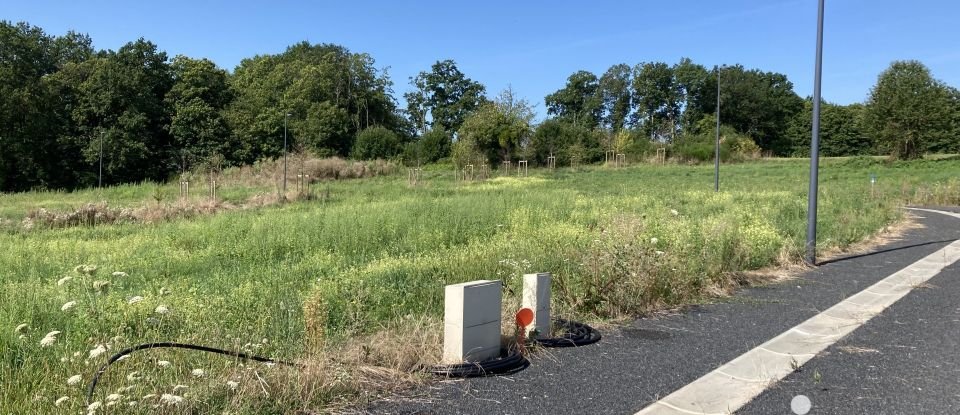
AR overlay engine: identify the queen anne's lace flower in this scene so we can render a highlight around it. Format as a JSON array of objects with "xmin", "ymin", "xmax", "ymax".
[
  {"xmin": 40, "ymin": 331, "xmax": 60, "ymax": 347},
  {"xmin": 159, "ymin": 394, "xmax": 183, "ymax": 405},
  {"xmin": 67, "ymin": 374, "xmax": 82, "ymax": 385},
  {"xmin": 88, "ymin": 344, "xmax": 107, "ymax": 359}
]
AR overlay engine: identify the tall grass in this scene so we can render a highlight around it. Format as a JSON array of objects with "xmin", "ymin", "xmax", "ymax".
[{"xmin": 1, "ymin": 157, "xmax": 958, "ymax": 413}]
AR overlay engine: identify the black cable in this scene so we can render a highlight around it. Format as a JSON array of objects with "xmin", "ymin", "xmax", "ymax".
[
  {"xmin": 427, "ymin": 347, "xmax": 529, "ymax": 378},
  {"xmin": 85, "ymin": 342, "xmax": 301, "ymax": 405},
  {"xmin": 531, "ymin": 319, "xmax": 601, "ymax": 348}
]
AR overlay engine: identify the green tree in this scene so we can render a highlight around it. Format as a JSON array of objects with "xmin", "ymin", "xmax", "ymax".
[
  {"xmin": 0, "ymin": 21, "xmax": 94, "ymax": 191},
  {"xmin": 698, "ymin": 65, "xmax": 803, "ymax": 155},
  {"xmin": 65, "ymin": 39, "xmax": 174, "ymax": 184},
  {"xmin": 404, "ymin": 60, "xmax": 487, "ymax": 134},
  {"xmin": 545, "ymin": 70, "xmax": 602, "ymax": 129},
  {"xmin": 420, "ymin": 127, "xmax": 451, "ymax": 163},
  {"xmin": 598, "ymin": 64, "xmax": 632, "ymax": 131},
  {"xmin": 672, "ymin": 58, "xmax": 710, "ymax": 132},
  {"xmin": 166, "ymin": 55, "xmax": 233, "ymax": 170},
  {"xmin": 788, "ymin": 99, "xmax": 873, "ymax": 156},
  {"xmin": 457, "ymin": 87, "xmax": 534, "ymax": 163},
  {"xmin": 227, "ymin": 42, "xmax": 403, "ymax": 162},
  {"xmin": 351, "ymin": 126, "xmax": 401, "ymax": 160},
  {"xmin": 631, "ymin": 62, "xmax": 680, "ymax": 141},
  {"xmin": 864, "ymin": 60, "xmax": 953, "ymax": 159},
  {"xmin": 530, "ymin": 119, "xmax": 580, "ymax": 164}
]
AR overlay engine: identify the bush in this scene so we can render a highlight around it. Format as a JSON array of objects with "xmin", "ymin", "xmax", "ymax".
[
  {"xmin": 401, "ymin": 128, "xmax": 451, "ymax": 166},
  {"xmin": 673, "ymin": 136, "xmax": 728, "ymax": 163},
  {"xmin": 450, "ymin": 137, "xmax": 486, "ymax": 168},
  {"xmin": 351, "ymin": 126, "xmax": 401, "ymax": 160}
]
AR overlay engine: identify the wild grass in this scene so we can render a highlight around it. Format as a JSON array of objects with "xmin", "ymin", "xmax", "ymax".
[{"xmin": 1, "ymin": 157, "xmax": 958, "ymax": 413}]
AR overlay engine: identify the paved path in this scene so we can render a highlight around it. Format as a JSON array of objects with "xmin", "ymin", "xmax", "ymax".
[{"xmin": 372, "ymin": 207, "xmax": 960, "ymax": 414}]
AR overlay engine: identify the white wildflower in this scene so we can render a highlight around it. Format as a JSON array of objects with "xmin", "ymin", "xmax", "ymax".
[
  {"xmin": 61, "ymin": 300, "xmax": 77, "ymax": 312},
  {"xmin": 655, "ymin": 250, "xmax": 665, "ymax": 256},
  {"xmin": 55, "ymin": 396, "xmax": 69, "ymax": 406},
  {"xmin": 159, "ymin": 394, "xmax": 183, "ymax": 405},
  {"xmin": 111, "ymin": 271, "xmax": 128, "ymax": 278},
  {"xmin": 159, "ymin": 287, "xmax": 170, "ymax": 296},
  {"xmin": 128, "ymin": 401, "xmax": 138, "ymax": 407},
  {"xmin": 106, "ymin": 393, "xmax": 122, "ymax": 402},
  {"xmin": 60, "ymin": 357, "xmax": 68, "ymax": 362},
  {"xmin": 226, "ymin": 380, "xmax": 239, "ymax": 390},
  {"xmin": 92, "ymin": 280, "xmax": 110, "ymax": 291},
  {"xmin": 191, "ymin": 368, "xmax": 205, "ymax": 377},
  {"xmin": 126, "ymin": 371, "xmax": 140, "ymax": 382},
  {"xmin": 67, "ymin": 374, "xmax": 82, "ymax": 385},
  {"xmin": 154, "ymin": 305, "xmax": 169, "ymax": 315},
  {"xmin": 88, "ymin": 344, "xmax": 107, "ymax": 359},
  {"xmin": 142, "ymin": 394, "xmax": 157, "ymax": 400},
  {"xmin": 670, "ymin": 209, "xmax": 679, "ymax": 216},
  {"xmin": 650, "ymin": 237, "xmax": 659, "ymax": 245},
  {"xmin": 87, "ymin": 401, "xmax": 101, "ymax": 411},
  {"xmin": 156, "ymin": 360, "xmax": 171, "ymax": 368},
  {"xmin": 57, "ymin": 276, "xmax": 72, "ymax": 286},
  {"xmin": 106, "ymin": 401, "xmax": 117, "ymax": 407},
  {"xmin": 40, "ymin": 331, "xmax": 60, "ymax": 347},
  {"xmin": 172, "ymin": 384, "xmax": 188, "ymax": 392},
  {"xmin": 14, "ymin": 323, "xmax": 28, "ymax": 333},
  {"xmin": 127, "ymin": 296, "xmax": 144, "ymax": 305}
]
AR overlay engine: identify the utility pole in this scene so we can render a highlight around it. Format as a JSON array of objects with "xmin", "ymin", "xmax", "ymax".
[
  {"xmin": 98, "ymin": 131, "xmax": 104, "ymax": 189},
  {"xmin": 806, "ymin": 0, "xmax": 825, "ymax": 265},
  {"xmin": 714, "ymin": 65, "xmax": 722, "ymax": 192}
]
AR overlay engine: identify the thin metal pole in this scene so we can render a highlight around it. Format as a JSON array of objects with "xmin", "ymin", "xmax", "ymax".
[
  {"xmin": 714, "ymin": 65, "xmax": 721, "ymax": 192},
  {"xmin": 283, "ymin": 114, "xmax": 289, "ymax": 193},
  {"xmin": 98, "ymin": 131, "xmax": 103, "ymax": 189},
  {"xmin": 806, "ymin": 0, "xmax": 825, "ymax": 265}
]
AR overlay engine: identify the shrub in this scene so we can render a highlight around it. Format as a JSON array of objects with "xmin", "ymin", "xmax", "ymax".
[
  {"xmin": 450, "ymin": 137, "xmax": 486, "ymax": 168},
  {"xmin": 351, "ymin": 126, "xmax": 401, "ymax": 160}
]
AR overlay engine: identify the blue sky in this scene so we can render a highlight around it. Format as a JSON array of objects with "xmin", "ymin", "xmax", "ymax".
[{"xmin": 5, "ymin": 0, "xmax": 959, "ymax": 118}]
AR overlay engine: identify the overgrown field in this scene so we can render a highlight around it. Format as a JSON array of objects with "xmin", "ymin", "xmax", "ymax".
[{"xmin": 2, "ymin": 157, "xmax": 958, "ymax": 413}]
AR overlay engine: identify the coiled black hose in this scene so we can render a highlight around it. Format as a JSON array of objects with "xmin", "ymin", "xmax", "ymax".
[
  {"xmin": 532, "ymin": 319, "xmax": 602, "ymax": 348},
  {"xmin": 426, "ymin": 318, "xmax": 600, "ymax": 378},
  {"xmin": 87, "ymin": 319, "xmax": 599, "ymax": 394},
  {"xmin": 427, "ymin": 347, "xmax": 529, "ymax": 378},
  {"xmin": 85, "ymin": 342, "xmax": 301, "ymax": 405}
]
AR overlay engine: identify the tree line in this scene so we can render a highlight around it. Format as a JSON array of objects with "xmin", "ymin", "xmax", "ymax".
[{"xmin": 2, "ymin": 20, "xmax": 958, "ymax": 192}]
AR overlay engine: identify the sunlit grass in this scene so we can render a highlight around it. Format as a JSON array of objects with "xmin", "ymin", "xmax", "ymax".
[{"xmin": 1, "ymin": 157, "xmax": 958, "ymax": 413}]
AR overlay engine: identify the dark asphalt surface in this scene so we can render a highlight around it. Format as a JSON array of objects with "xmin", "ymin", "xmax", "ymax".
[{"xmin": 370, "ymin": 207, "xmax": 960, "ymax": 415}]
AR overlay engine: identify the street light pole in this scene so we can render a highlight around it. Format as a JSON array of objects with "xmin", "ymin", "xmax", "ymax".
[
  {"xmin": 806, "ymin": 0, "xmax": 825, "ymax": 265},
  {"xmin": 714, "ymin": 65, "xmax": 722, "ymax": 192},
  {"xmin": 283, "ymin": 113, "xmax": 290, "ymax": 194},
  {"xmin": 98, "ymin": 131, "xmax": 104, "ymax": 189}
]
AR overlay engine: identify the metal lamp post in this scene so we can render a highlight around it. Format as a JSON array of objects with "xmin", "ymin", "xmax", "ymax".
[
  {"xmin": 98, "ymin": 131, "xmax": 104, "ymax": 189},
  {"xmin": 806, "ymin": 0, "xmax": 825, "ymax": 265},
  {"xmin": 283, "ymin": 113, "xmax": 290, "ymax": 193},
  {"xmin": 714, "ymin": 65, "xmax": 723, "ymax": 192}
]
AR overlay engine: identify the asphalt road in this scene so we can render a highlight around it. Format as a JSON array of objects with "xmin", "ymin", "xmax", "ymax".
[{"xmin": 370, "ymin": 207, "xmax": 960, "ymax": 415}]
